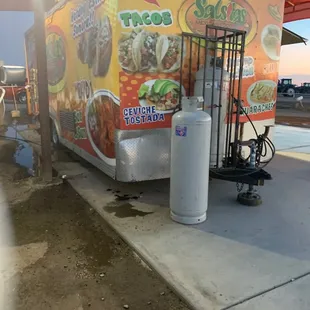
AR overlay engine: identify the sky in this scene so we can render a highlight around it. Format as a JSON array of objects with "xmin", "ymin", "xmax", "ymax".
[
  {"xmin": 0, "ymin": 12, "xmax": 34, "ymax": 66},
  {"xmin": 0, "ymin": 11, "xmax": 309, "ymax": 85},
  {"xmin": 280, "ymin": 19, "xmax": 310, "ymax": 84}
]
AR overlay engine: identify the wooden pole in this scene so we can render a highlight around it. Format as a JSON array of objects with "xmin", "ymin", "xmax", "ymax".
[{"xmin": 34, "ymin": 5, "xmax": 53, "ymax": 182}]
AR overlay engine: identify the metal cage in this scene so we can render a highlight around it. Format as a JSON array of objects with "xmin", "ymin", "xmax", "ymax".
[{"xmin": 179, "ymin": 25, "xmax": 273, "ymax": 186}]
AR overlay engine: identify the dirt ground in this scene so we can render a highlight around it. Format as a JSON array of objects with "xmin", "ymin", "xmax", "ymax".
[
  {"xmin": 275, "ymin": 109, "xmax": 310, "ymax": 128},
  {"xmin": 0, "ymin": 138, "xmax": 190, "ymax": 310},
  {"xmin": 275, "ymin": 115, "xmax": 310, "ymax": 128}
]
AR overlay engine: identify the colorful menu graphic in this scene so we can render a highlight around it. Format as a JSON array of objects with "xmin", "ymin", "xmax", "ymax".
[
  {"xmin": 178, "ymin": 0, "xmax": 258, "ymax": 46},
  {"xmin": 36, "ymin": 0, "xmax": 285, "ymax": 163},
  {"xmin": 117, "ymin": 0, "xmax": 284, "ymax": 128}
]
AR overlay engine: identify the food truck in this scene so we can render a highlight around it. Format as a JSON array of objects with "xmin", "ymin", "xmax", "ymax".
[{"xmin": 24, "ymin": 0, "xmax": 300, "ymax": 183}]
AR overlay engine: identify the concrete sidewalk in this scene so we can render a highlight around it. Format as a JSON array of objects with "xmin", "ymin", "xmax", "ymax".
[
  {"xmin": 274, "ymin": 125, "xmax": 310, "ymax": 153},
  {"xmin": 52, "ymin": 143, "xmax": 310, "ymax": 309},
  {"xmin": 19, "ymin": 125, "xmax": 310, "ymax": 310}
]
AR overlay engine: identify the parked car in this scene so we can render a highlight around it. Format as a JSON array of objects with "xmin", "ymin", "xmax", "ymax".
[
  {"xmin": 277, "ymin": 78, "xmax": 296, "ymax": 97},
  {"xmin": 0, "ymin": 83, "xmax": 28, "ymax": 104}
]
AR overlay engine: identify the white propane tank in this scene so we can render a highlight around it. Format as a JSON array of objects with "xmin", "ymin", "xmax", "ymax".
[
  {"xmin": 194, "ymin": 65, "xmax": 229, "ymax": 168},
  {"xmin": 170, "ymin": 97, "xmax": 212, "ymax": 225}
]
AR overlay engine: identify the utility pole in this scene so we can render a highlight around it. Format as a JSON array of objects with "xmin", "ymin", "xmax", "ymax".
[{"xmin": 34, "ymin": 4, "xmax": 53, "ymax": 182}]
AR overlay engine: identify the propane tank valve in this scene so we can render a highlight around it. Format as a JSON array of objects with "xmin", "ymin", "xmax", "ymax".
[{"xmin": 181, "ymin": 97, "xmax": 201, "ymax": 112}]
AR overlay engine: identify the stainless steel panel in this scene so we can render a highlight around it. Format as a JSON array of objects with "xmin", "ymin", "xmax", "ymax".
[{"xmin": 115, "ymin": 128, "xmax": 171, "ymax": 182}]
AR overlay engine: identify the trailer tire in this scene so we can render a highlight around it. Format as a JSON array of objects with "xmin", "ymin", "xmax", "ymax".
[
  {"xmin": 51, "ymin": 119, "xmax": 61, "ymax": 149},
  {"xmin": 17, "ymin": 91, "xmax": 27, "ymax": 104},
  {"xmin": 237, "ymin": 192, "xmax": 262, "ymax": 207}
]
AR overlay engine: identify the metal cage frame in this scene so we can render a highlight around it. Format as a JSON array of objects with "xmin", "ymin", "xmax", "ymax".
[{"xmin": 179, "ymin": 25, "xmax": 272, "ymax": 186}]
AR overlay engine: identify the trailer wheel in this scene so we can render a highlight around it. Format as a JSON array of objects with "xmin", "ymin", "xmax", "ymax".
[
  {"xmin": 17, "ymin": 92, "xmax": 27, "ymax": 104},
  {"xmin": 237, "ymin": 191, "xmax": 262, "ymax": 207},
  {"xmin": 51, "ymin": 119, "xmax": 60, "ymax": 149}
]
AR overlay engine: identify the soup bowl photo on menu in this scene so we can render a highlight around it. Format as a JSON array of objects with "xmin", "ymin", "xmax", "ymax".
[
  {"xmin": 86, "ymin": 90, "xmax": 120, "ymax": 166},
  {"xmin": 138, "ymin": 79, "xmax": 185, "ymax": 114},
  {"xmin": 261, "ymin": 24, "xmax": 282, "ymax": 61},
  {"xmin": 247, "ymin": 80, "xmax": 277, "ymax": 106}
]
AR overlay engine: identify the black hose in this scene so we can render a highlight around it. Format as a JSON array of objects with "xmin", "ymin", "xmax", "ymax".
[
  {"xmin": 210, "ymin": 101, "xmax": 276, "ymax": 178},
  {"xmin": 240, "ymin": 104, "xmax": 276, "ymax": 166}
]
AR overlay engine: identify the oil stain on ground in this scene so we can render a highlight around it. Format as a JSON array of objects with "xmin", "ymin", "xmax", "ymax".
[{"xmin": 105, "ymin": 202, "xmax": 154, "ymax": 218}]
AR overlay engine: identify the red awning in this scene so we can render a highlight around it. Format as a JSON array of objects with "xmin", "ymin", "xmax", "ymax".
[{"xmin": 284, "ymin": 0, "xmax": 310, "ymax": 22}]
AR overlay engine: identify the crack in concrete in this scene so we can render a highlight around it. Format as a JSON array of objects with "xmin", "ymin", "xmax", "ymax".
[
  {"xmin": 277, "ymin": 144, "xmax": 310, "ymax": 152},
  {"xmin": 222, "ymin": 270, "xmax": 310, "ymax": 310}
]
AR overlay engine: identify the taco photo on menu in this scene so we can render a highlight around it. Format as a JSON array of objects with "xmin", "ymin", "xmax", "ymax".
[
  {"xmin": 77, "ymin": 33, "xmax": 88, "ymax": 64},
  {"xmin": 132, "ymin": 30, "xmax": 160, "ymax": 72},
  {"xmin": 76, "ymin": 15, "xmax": 112, "ymax": 77},
  {"xmin": 86, "ymin": 25, "xmax": 98, "ymax": 69},
  {"xmin": 157, "ymin": 35, "xmax": 182, "ymax": 72},
  {"xmin": 92, "ymin": 15, "xmax": 113, "ymax": 77},
  {"xmin": 138, "ymin": 79, "xmax": 182, "ymax": 112},
  {"xmin": 118, "ymin": 28, "xmax": 142, "ymax": 72},
  {"xmin": 118, "ymin": 29, "xmax": 182, "ymax": 73}
]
